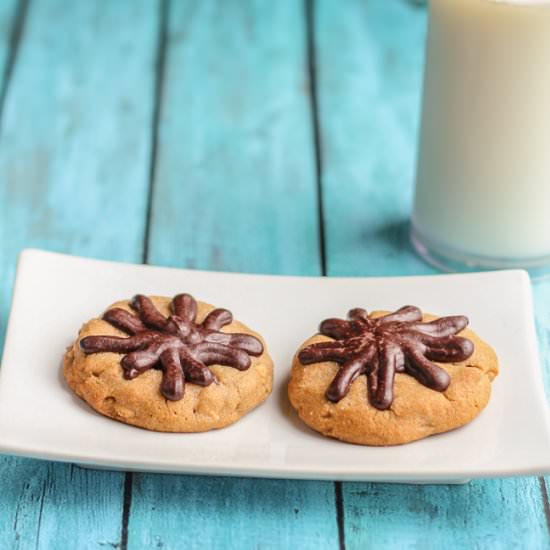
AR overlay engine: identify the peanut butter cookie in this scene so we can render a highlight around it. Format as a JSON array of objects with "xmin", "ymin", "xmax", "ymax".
[
  {"xmin": 288, "ymin": 306, "xmax": 498, "ymax": 445},
  {"xmin": 64, "ymin": 294, "xmax": 273, "ymax": 432}
]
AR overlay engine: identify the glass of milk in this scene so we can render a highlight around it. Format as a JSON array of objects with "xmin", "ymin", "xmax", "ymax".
[{"xmin": 411, "ymin": 0, "xmax": 550, "ymax": 278}]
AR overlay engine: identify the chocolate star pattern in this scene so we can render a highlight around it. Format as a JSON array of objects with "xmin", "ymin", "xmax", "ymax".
[
  {"xmin": 80, "ymin": 294, "xmax": 263, "ymax": 401},
  {"xmin": 298, "ymin": 306, "xmax": 474, "ymax": 410}
]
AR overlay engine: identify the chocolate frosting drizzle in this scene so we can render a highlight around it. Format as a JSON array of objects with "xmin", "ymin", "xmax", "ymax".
[
  {"xmin": 80, "ymin": 294, "xmax": 263, "ymax": 401},
  {"xmin": 298, "ymin": 306, "xmax": 474, "ymax": 410}
]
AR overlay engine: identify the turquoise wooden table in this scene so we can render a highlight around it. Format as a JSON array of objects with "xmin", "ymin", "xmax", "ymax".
[{"xmin": 1, "ymin": 1, "xmax": 549, "ymax": 548}]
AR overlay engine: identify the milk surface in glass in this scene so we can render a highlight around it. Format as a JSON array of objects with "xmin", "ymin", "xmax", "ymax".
[{"xmin": 412, "ymin": 0, "xmax": 550, "ymax": 265}]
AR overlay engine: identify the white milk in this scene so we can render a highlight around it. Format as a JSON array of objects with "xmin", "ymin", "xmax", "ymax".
[{"xmin": 412, "ymin": 0, "xmax": 550, "ymax": 263}]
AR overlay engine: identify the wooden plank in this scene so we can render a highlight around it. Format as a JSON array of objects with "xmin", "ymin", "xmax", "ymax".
[
  {"xmin": 146, "ymin": 0, "xmax": 321, "ymax": 276},
  {"xmin": 316, "ymin": 0, "xmax": 432, "ymax": 277},
  {"xmin": 315, "ymin": 0, "xmax": 550, "ymax": 548},
  {"xmin": 0, "ymin": 0, "xmax": 159, "ymax": 547},
  {"xmin": 2, "ymin": 459, "xmax": 124, "ymax": 550},
  {"xmin": 128, "ymin": 1, "xmax": 338, "ymax": 548},
  {"xmin": 0, "ymin": 0, "xmax": 158, "ymax": 344},
  {"xmin": 131, "ymin": 475, "xmax": 337, "ymax": 550},
  {"xmin": 342, "ymin": 478, "xmax": 549, "ymax": 550}
]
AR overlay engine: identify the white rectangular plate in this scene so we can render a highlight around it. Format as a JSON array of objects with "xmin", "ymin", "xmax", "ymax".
[{"xmin": 1, "ymin": 249, "xmax": 549, "ymax": 483}]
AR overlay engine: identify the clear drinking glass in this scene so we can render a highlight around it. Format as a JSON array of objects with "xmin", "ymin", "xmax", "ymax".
[{"xmin": 411, "ymin": 0, "xmax": 550, "ymax": 278}]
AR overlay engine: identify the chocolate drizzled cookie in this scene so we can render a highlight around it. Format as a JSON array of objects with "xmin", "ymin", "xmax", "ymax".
[
  {"xmin": 64, "ymin": 294, "xmax": 273, "ymax": 432},
  {"xmin": 288, "ymin": 307, "xmax": 498, "ymax": 446}
]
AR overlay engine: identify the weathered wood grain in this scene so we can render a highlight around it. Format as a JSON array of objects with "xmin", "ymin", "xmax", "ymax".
[
  {"xmin": 131, "ymin": 475, "xmax": 338, "ymax": 550},
  {"xmin": 147, "ymin": 0, "xmax": 321, "ymax": 276},
  {"xmin": 316, "ymin": 0, "xmax": 432, "ymax": 278},
  {"xmin": 342, "ymin": 478, "xmax": 549, "ymax": 550},
  {"xmin": 314, "ymin": 0, "xmax": 550, "ymax": 548},
  {"xmin": 0, "ymin": 0, "xmax": 159, "ymax": 547},
  {"xmin": 4, "ymin": 459, "xmax": 125, "ymax": 550},
  {"xmin": 127, "ymin": 1, "xmax": 338, "ymax": 549}
]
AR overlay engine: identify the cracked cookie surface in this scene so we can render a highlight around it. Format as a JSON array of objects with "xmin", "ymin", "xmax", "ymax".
[
  {"xmin": 64, "ymin": 296, "xmax": 273, "ymax": 432},
  {"xmin": 288, "ymin": 311, "xmax": 498, "ymax": 446}
]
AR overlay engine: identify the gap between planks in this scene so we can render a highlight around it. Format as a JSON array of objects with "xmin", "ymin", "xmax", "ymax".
[
  {"xmin": 143, "ymin": 0, "xmax": 169, "ymax": 266},
  {"xmin": 305, "ymin": 0, "xmax": 326, "ymax": 279},
  {"xmin": 120, "ymin": 472, "xmax": 134, "ymax": 550},
  {"xmin": 0, "ymin": 0, "xmax": 30, "ymax": 124},
  {"xmin": 539, "ymin": 477, "xmax": 550, "ymax": 538}
]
